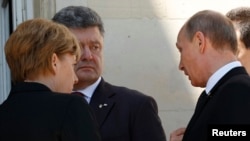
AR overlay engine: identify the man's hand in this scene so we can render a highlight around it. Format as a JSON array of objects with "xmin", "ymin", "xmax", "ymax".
[{"xmin": 170, "ymin": 127, "xmax": 186, "ymax": 141}]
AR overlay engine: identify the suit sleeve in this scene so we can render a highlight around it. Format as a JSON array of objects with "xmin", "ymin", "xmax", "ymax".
[
  {"xmin": 61, "ymin": 97, "xmax": 102, "ymax": 141},
  {"xmin": 131, "ymin": 96, "xmax": 167, "ymax": 141}
]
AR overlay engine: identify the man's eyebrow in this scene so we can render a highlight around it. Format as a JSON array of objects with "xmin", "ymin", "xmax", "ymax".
[
  {"xmin": 176, "ymin": 43, "xmax": 182, "ymax": 52},
  {"xmin": 91, "ymin": 40, "xmax": 101, "ymax": 44}
]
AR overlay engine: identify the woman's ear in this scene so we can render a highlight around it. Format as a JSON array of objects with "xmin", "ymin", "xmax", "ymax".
[
  {"xmin": 194, "ymin": 31, "xmax": 206, "ymax": 53},
  {"xmin": 51, "ymin": 53, "xmax": 59, "ymax": 74}
]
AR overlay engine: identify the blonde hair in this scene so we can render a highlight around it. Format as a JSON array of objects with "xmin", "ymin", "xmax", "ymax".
[{"xmin": 5, "ymin": 18, "xmax": 81, "ymax": 83}]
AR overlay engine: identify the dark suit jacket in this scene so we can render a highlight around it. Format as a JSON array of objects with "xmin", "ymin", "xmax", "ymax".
[
  {"xmin": 0, "ymin": 82, "xmax": 101, "ymax": 141},
  {"xmin": 89, "ymin": 78, "xmax": 166, "ymax": 141},
  {"xmin": 183, "ymin": 67, "xmax": 250, "ymax": 141}
]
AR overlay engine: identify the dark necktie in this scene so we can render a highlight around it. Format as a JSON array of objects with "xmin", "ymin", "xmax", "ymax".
[
  {"xmin": 184, "ymin": 90, "xmax": 209, "ymax": 136},
  {"xmin": 194, "ymin": 90, "xmax": 208, "ymax": 114},
  {"xmin": 72, "ymin": 92, "xmax": 88, "ymax": 103}
]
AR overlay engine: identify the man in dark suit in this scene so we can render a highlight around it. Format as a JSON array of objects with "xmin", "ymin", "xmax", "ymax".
[
  {"xmin": 170, "ymin": 10, "xmax": 250, "ymax": 141},
  {"xmin": 52, "ymin": 6, "xmax": 166, "ymax": 141}
]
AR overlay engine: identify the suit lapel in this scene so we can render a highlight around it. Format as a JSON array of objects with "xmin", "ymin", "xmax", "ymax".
[
  {"xmin": 191, "ymin": 67, "xmax": 247, "ymax": 120},
  {"xmin": 184, "ymin": 67, "xmax": 248, "ymax": 140},
  {"xmin": 89, "ymin": 79, "xmax": 115, "ymax": 127},
  {"xmin": 209, "ymin": 67, "xmax": 248, "ymax": 97}
]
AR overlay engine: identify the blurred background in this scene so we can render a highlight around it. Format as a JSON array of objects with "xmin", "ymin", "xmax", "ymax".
[{"xmin": 1, "ymin": 0, "xmax": 250, "ymax": 138}]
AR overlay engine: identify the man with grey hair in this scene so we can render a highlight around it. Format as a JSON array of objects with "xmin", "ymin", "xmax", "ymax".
[{"xmin": 52, "ymin": 6, "xmax": 166, "ymax": 141}]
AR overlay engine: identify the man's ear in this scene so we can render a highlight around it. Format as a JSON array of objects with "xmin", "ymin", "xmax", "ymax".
[
  {"xmin": 51, "ymin": 53, "xmax": 59, "ymax": 74},
  {"xmin": 194, "ymin": 31, "xmax": 206, "ymax": 53}
]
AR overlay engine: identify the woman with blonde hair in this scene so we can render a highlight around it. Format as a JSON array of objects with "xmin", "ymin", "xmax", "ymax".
[{"xmin": 0, "ymin": 18, "xmax": 101, "ymax": 141}]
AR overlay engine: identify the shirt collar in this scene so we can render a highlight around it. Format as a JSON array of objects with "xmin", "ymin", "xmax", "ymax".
[
  {"xmin": 205, "ymin": 61, "xmax": 242, "ymax": 95},
  {"xmin": 77, "ymin": 77, "xmax": 101, "ymax": 99}
]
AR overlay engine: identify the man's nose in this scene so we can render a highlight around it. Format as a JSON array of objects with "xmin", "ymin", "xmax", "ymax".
[{"xmin": 81, "ymin": 47, "xmax": 93, "ymax": 60}]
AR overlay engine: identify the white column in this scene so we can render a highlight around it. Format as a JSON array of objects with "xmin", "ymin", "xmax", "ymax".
[
  {"xmin": 0, "ymin": 0, "xmax": 11, "ymax": 104},
  {"xmin": 39, "ymin": 0, "xmax": 56, "ymax": 19}
]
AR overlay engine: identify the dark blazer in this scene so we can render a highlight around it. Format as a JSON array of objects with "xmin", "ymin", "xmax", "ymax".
[
  {"xmin": 0, "ymin": 82, "xmax": 101, "ymax": 141},
  {"xmin": 183, "ymin": 67, "xmax": 250, "ymax": 141},
  {"xmin": 89, "ymin": 78, "xmax": 166, "ymax": 141}
]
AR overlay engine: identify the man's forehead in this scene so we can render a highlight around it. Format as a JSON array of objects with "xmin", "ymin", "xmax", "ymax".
[
  {"xmin": 176, "ymin": 31, "xmax": 184, "ymax": 44},
  {"xmin": 176, "ymin": 25, "xmax": 187, "ymax": 46}
]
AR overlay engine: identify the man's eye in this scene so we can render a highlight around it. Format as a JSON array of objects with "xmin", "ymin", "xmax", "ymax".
[
  {"xmin": 91, "ymin": 45, "xmax": 100, "ymax": 52},
  {"xmin": 93, "ymin": 46, "xmax": 99, "ymax": 50}
]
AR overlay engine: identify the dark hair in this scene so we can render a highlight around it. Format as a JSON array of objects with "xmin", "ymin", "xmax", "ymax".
[
  {"xmin": 52, "ymin": 6, "xmax": 105, "ymax": 36},
  {"xmin": 236, "ymin": 21, "xmax": 250, "ymax": 48},
  {"xmin": 226, "ymin": 7, "xmax": 250, "ymax": 49},
  {"xmin": 226, "ymin": 7, "xmax": 250, "ymax": 22},
  {"xmin": 184, "ymin": 10, "xmax": 237, "ymax": 53}
]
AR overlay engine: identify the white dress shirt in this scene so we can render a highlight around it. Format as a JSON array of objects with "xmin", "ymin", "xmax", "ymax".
[
  {"xmin": 73, "ymin": 77, "xmax": 101, "ymax": 103},
  {"xmin": 205, "ymin": 61, "xmax": 242, "ymax": 95}
]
